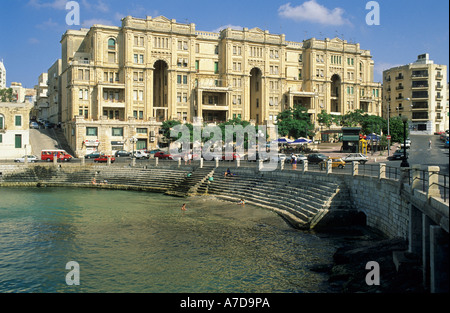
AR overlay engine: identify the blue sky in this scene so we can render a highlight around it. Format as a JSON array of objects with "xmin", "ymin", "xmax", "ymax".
[{"xmin": 0, "ymin": 0, "xmax": 448, "ymax": 88}]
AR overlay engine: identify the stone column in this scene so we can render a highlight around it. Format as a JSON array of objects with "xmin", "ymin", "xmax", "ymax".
[
  {"xmin": 408, "ymin": 204, "xmax": 423, "ymax": 256},
  {"xmin": 411, "ymin": 164, "xmax": 422, "ymax": 192},
  {"xmin": 426, "ymin": 166, "xmax": 440, "ymax": 199},
  {"xmin": 422, "ymin": 214, "xmax": 432, "ymax": 288},
  {"xmin": 430, "ymin": 225, "xmax": 449, "ymax": 293},
  {"xmin": 326, "ymin": 159, "xmax": 332, "ymax": 174},
  {"xmin": 378, "ymin": 163, "xmax": 386, "ymax": 180},
  {"xmin": 352, "ymin": 161, "xmax": 358, "ymax": 176}
]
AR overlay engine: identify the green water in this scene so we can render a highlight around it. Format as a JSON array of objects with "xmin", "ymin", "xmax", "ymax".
[{"xmin": 0, "ymin": 187, "xmax": 338, "ymax": 293}]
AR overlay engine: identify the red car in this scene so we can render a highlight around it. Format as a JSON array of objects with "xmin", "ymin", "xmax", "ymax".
[
  {"xmin": 222, "ymin": 153, "xmax": 240, "ymax": 161},
  {"xmin": 94, "ymin": 155, "xmax": 116, "ymax": 163},
  {"xmin": 154, "ymin": 151, "xmax": 173, "ymax": 160}
]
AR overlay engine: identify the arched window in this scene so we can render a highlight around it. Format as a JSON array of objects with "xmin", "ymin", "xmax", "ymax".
[{"xmin": 108, "ymin": 38, "xmax": 116, "ymax": 50}]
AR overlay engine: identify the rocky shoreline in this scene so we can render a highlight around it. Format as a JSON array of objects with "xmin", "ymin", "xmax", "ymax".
[{"xmin": 311, "ymin": 226, "xmax": 426, "ymax": 293}]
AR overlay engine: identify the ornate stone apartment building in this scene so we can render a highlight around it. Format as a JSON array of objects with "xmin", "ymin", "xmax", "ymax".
[
  {"xmin": 383, "ymin": 54, "xmax": 448, "ymax": 134},
  {"xmin": 58, "ymin": 15, "xmax": 381, "ymax": 156}
]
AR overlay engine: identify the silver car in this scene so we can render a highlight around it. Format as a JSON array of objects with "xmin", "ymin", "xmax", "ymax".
[
  {"xmin": 14, "ymin": 155, "xmax": 39, "ymax": 163},
  {"xmin": 342, "ymin": 153, "xmax": 368, "ymax": 164}
]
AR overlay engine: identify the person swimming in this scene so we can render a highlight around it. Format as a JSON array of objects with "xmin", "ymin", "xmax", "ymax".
[
  {"xmin": 238, "ymin": 199, "xmax": 245, "ymax": 205},
  {"xmin": 181, "ymin": 203, "xmax": 187, "ymax": 211}
]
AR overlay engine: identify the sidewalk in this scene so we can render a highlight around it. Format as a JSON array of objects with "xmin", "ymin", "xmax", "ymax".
[{"xmin": 315, "ymin": 142, "xmax": 401, "ymax": 163}]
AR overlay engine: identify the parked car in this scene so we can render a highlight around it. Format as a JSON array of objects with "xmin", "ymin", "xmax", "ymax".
[
  {"xmin": 41, "ymin": 150, "xmax": 73, "ymax": 162},
  {"xmin": 391, "ymin": 149, "xmax": 409, "ymax": 160},
  {"xmin": 115, "ymin": 150, "xmax": 131, "ymax": 157},
  {"xmin": 134, "ymin": 150, "xmax": 150, "ymax": 159},
  {"xmin": 342, "ymin": 153, "xmax": 369, "ymax": 164},
  {"xmin": 148, "ymin": 149, "xmax": 163, "ymax": 155},
  {"xmin": 85, "ymin": 152, "xmax": 101, "ymax": 159},
  {"xmin": 154, "ymin": 151, "xmax": 173, "ymax": 160},
  {"xmin": 247, "ymin": 152, "xmax": 269, "ymax": 162},
  {"xmin": 270, "ymin": 153, "xmax": 287, "ymax": 163},
  {"xmin": 222, "ymin": 152, "xmax": 241, "ymax": 161},
  {"xmin": 307, "ymin": 153, "xmax": 328, "ymax": 164},
  {"xmin": 294, "ymin": 154, "xmax": 308, "ymax": 164},
  {"xmin": 94, "ymin": 155, "xmax": 115, "ymax": 163},
  {"xmin": 14, "ymin": 155, "xmax": 39, "ymax": 163},
  {"xmin": 29, "ymin": 122, "xmax": 39, "ymax": 129},
  {"xmin": 400, "ymin": 139, "xmax": 411, "ymax": 149},
  {"xmin": 320, "ymin": 157, "xmax": 346, "ymax": 169}
]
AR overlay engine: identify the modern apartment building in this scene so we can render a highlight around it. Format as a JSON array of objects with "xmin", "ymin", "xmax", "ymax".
[
  {"xmin": 58, "ymin": 15, "xmax": 382, "ymax": 156},
  {"xmin": 383, "ymin": 54, "xmax": 448, "ymax": 134},
  {"xmin": 0, "ymin": 60, "xmax": 6, "ymax": 89}
]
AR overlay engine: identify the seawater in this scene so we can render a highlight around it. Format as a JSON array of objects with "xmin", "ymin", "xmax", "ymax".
[{"xmin": 0, "ymin": 187, "xmax": 339, "ymax": 293}]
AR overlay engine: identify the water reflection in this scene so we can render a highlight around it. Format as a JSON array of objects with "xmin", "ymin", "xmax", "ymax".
[{"xmin": 0, "ymin": 188, "xmax": 338, "ymax": 293}]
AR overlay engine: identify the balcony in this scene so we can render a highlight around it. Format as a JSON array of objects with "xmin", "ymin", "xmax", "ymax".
[
  {"xmin": 436, "ymin": 95, "xmax": 443, "ymax": 101},
  {"xmin": 395, "ymin": 95, "xmax": 404, "ymax": 100},
  {"xmin": 101, "ymin": 100, "xmax": 125, "ymax": 109},
  {"xmin": 436, "ymin": 84, "xmax": 443, "ymax": 90},
  {"xmin": 395, "ymin": 85, "xmax": 404, "ymax": 90},
  {"xmin": 436, "ymin": 74, "xmax": 443, "ymax": 80},
  {"xmin": 395, "ymin": 75, "xmax": 404, "ymax": 80},
  {"xmin": 411, "ymin": 72, "xmax": 428, "ymax": 79}
]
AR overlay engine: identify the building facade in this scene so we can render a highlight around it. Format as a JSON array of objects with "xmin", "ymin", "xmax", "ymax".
[
  {"xmin": 58, "ymin": 15, "xmax": 382, "ymax": 157},
  {"xmin": 0, "ymin": 60, "xmax": 6, "ymax": 89},
  {"xmin": 47, "ymin": 59, "xmax": 62, "ymax": 124},
  {"xmin": 0, "ymin": 102, "xmax": 32, "ymax": 159},
  {"xmin": 34, "ymin": 73, "xmax": 49, "ymax": 121},
  {"xmin": 383, "ymin": 54, "xmax": 448, "ymax": 134}
]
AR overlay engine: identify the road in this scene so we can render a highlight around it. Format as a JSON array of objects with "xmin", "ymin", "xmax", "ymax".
[
  {"xmin": 385, "ymin": 135, "xmax": 449, "ymax": 174},
  {"xmin": 29, "ymin": 128, "xmax": 61, "ymax": 155}
]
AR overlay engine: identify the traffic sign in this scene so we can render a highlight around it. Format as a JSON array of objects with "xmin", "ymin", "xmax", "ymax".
[{"xmin": 387, "ymin": 135, "xmax": 391, "ymax": 140}]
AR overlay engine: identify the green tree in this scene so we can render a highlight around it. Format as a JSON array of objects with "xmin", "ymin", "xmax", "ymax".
[
  {"xmin": 0, "ymin": 88, "xmax": 14, "ymax": 102},
  {"xmin": 317, "ymin": 110, "xmax": 334, "ymax": 128},
  {"xmin": 276, "ymin": 105, "xmax": 314, "ymax": 139},
  {"xmin": 360, "ymin": 114, "xmax": 386, "ymax": 135},
  {"xmin": 386, "ymin": 116, "xmax": 408, "ymax": 143}
]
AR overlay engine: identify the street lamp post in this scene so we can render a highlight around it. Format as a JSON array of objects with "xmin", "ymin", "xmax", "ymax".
[{"xmin": 400, "ymin": 115, "xmax": 410, "ymax": 168}]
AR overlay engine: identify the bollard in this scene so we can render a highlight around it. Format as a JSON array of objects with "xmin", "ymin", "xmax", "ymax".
[
  {"xmin": 215, "ymin": 158, "xmax": 219, "ymax": 168},
  {"xmin": 280, "ymin": 159, "xmax": 284, "ymax": 171},
  {"xmin": 155, "ymin": 157, "xmax": 158, "ymax": 166},
  {"xmin": 302, "ymin": 160, "xmax": 308, "ymax": 173},
  {"xmin": 352, "ymin": 161, "xmax": 359, "ymax": 176},
  {"xmin": 81, "ymin": 156, "xmax": 85, "ymax": 166},
  {"xmin": 258, "ymin": 159, "xmax": 263, "ymax": 171},
  {"xmin": 107, "ymin": 156, "xmax": 111, "ymax": 166},
  {"xmin": 236, "ymin": 158, "xmax": 240, "ymax": 168},
  {"xmin": 131, "ymin": 158, "xmax": 136, "ymax": 167},
  {"xmin": 53, "ymin": 155, "xmax": 58, "ymax": 166},
  {"xmin": 426, "ymin": 166, "xmax": 441, "ymax": 199},
  {"xmin": 200, "ymin": 157, "xmax": 203, "ymax": 168},
  {"xmin": 378, "ymin": 163, "xmax": 386, "ymax": 180},
  {"xmin": 178, "ymin": 158, "xmax": 181, "ymax": 168},
  {"xmin": 326, "ymin": 159, "xmax": 332, "ymax": 174}
]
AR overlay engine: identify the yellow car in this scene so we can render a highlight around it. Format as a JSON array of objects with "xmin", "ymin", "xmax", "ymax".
[{"xmin": 320, "ymin": 157, "xmax": 346, "ymax": 169}]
